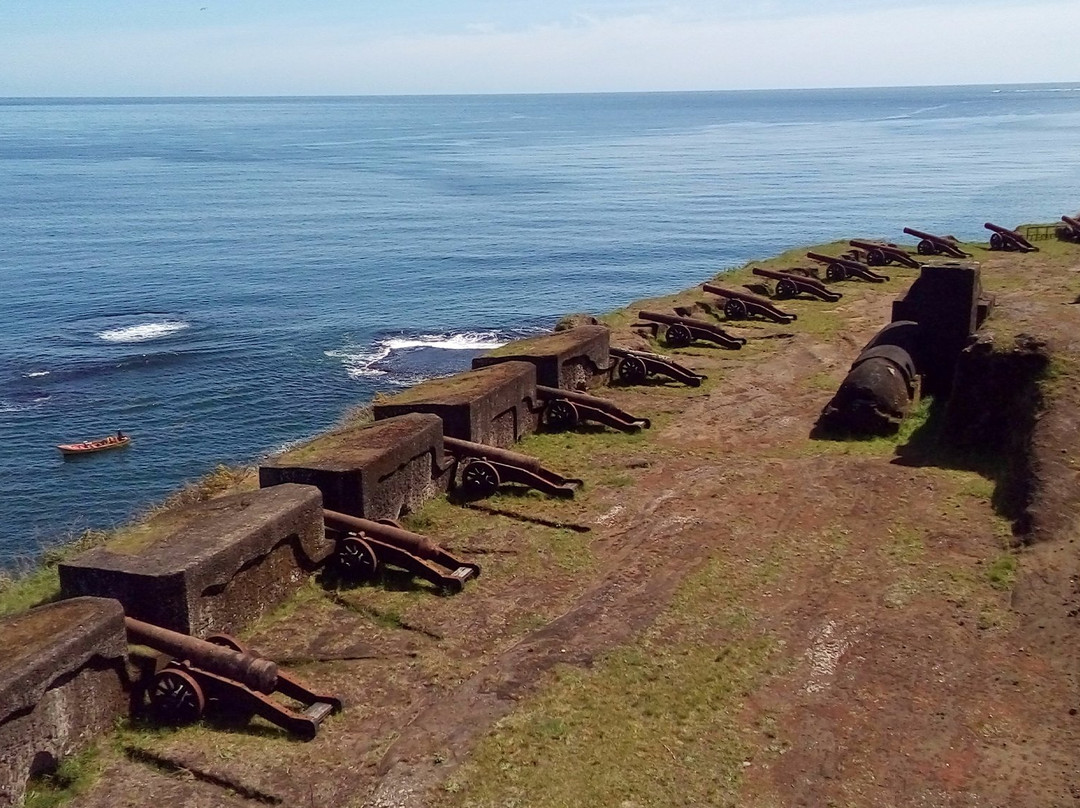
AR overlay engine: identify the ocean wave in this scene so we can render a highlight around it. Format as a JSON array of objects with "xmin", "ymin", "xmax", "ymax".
[
  {"xmin": 0, "ymin": 396, "xmax": 49, "ymax": 414},
  {"xmin": 23, "ymin": 371, "xmax": 50, "ymax": 378},
  {"xmin": 326, "ymin": 330, "xmax": 509, "ymax": 381},
  {"xmin": 96, "ymin": 321, "xmax": 191, "ymax": 343}
]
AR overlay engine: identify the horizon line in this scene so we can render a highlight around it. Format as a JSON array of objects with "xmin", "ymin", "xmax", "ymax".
[{"xmin": 2, "ymin": 79, "xmax": 1079, "ymax": 101}]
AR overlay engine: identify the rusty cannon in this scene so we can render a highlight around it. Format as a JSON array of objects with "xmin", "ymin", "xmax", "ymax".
[
  {"xmin": 848, "ymin": 239, "xmax": 921, "ymax": 269},
  {"xmin": 443, "ymin": 436, "xmax": 582, "ymax": 500},
  {"xmin": 1060, "ymin": 215, "xmax": 1080, "ymax": 243},
  {"xmin": 902, "ymin": 227, "xmax": 971, "ymax": 258},
  {"xmin": 751, "ymin": 267, "xmax": 842, "ymax": 302},
  {"xmin": 536, "ymin": 384, "xmax": 650, "ymax": 433},
  {"xmin": 126, "ymin": 617, "xmax": 341, "ymax": 739},
  {"xmin": 701, "ymin": 283, "xmax": 796, "ymax": 323},
  {"xmin": 806, "ymin": 252, "xmax": 889, "ymax": 283},
  {"xmin": 636, "ymin": 310, "xmax": 746, "ymax": 350},
  {"xmin": 610, "ymin": 346, "xmax": 707, "ymax": 387},
  {"xmin": 323, "ymin": 510, "xmax": 480, "ymax": 593},
  {"xmin": 984, "ymin": 222, "xmax": 1039, "ymax": 253}
]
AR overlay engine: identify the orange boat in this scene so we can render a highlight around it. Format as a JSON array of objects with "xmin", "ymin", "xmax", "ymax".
[{"xmin": 57, "ymin": 433, "xmax": 132, "ymax": 456}]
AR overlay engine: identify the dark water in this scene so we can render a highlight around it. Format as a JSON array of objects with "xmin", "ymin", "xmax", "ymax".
[{"xmin": 2, "ymin": 85, "xmax": 1080, "ymax": 561}]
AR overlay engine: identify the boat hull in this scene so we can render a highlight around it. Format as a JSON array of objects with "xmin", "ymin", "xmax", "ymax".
[{"xmin": 57, "ymin": 437, "xmax": 132, "ymax": 456}]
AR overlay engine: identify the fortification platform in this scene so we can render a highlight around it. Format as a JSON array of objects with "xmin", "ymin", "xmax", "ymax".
[
  {"xmin": 58, "ymin": 484, "xmax": 328, "ymax": 636},
  {"xmin": 1, "ymin": 597, "xmax": 127, "ymax": 807},
  {"xmin": 372, "ymin": 361, "xmax": 538, "ymax": 448},
  {"xmin": 259, "ymin": 413, "xmax": 448, "ymax": 520},
  {"xmin": 471, "ymin": 325, "xmax": 611, "ymax": 389}
]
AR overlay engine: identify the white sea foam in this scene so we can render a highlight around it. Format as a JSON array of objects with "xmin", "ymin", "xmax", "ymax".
[
  {"xmin": 326, "ymin": 331, "xmax": 508, "ymax": 380},
  {"xmin": 96, "ymin": 321, "xmax": 191, "ymax": 343},
  {"xmin": 24, "ymin": 371, "xmax": 50, "ymax": 378}
]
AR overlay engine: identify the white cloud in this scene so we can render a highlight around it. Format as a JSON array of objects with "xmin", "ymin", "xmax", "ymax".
[{"xmin": 1, "ymin": 2, "xmax": 1078, "ymax": 95}]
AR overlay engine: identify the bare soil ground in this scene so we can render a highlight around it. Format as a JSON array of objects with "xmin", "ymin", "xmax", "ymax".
[{"xmin": 51, "ymin": 236, "xmax": 1080, "ymax": 808}]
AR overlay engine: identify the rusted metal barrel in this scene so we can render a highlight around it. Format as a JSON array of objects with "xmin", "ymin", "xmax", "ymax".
[
  {"xmin": 125, "ymin": 617, "xmax": 278, "ymax": 694},
  {"xmin": 985, "ymin": 221, "xmax": 1037, "ymax": 251},
  {"xmin": 324, "ymin": 510, "xmax": 441, "ymax": 561},
  {"xmin": 536, "ymin": 385, "xmax": 629, "ymax": 416},
  {"xmin": 1063, "ymin": 215, "xmax": 1080, "ymax": 230},
  {"xmin": 806, "ymin": 251, "xmax": 864, "ymax": 270},
  {"xmin": 443, "ymin": 436, "xmax": 549, "ymax": 474}
]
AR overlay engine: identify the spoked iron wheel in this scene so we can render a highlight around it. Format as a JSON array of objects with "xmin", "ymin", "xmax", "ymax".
[
  {"xmin": 774, "ymin": 279, "xmax": 798, "ymax": 300},
  {"xmin": 544, "ymin": 398, "xmax": 580, "ymax": 431},
  {"xmin": 665, "ymin": 323, "xmax": 692, "ymax": 348},
  {"xmin": 616, "ymin": 355, "xmax": 648, "ymax": 385},
  {"xmin": 460, "ymin": 459, "xmax": 500, "ymax": 499},
  {"xmin": 917, "ymin": 239, "xmax": 936, "ymax": 256},
  {"xmin": 866, "ymin": 248, "xmax": 887, "ymax": 266},
  {"xmin": 337, "ymin": 535, "xmax": 379, "ymax": 581},
  {"xmin": 989, "ymin": 232, "xmax": 1005, "ymax": 251},
  {"xmin": 825, "ymin": 263, "xmax": 847, "ymax": 282},
  {"xmin": 723, "ymin": 298, "xmax": 748, "ymax": 320},
  {"xmin": 150, "ymin": 669, "xmax": 206, "ymax": 726}
]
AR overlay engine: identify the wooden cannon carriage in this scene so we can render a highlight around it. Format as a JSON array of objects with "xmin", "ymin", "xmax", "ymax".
[
  {"xmin": 636, "ymin": 311, "xmax": 746, "ymax": 350},
  {"xmin": 701, "ymin": 283, "xmax": 796, "ymax": 323},
  {"xmin": 902, "ymin": 227, "xmax": 971, "ymax": 258},
  {"xmin": 984, "ymin": 222, "xmax": 1039, "ymax": 252},
  {"xmin": 751, "ymin": 267, "xmax": 842, "ymax": 302},
  {"xmin": 806, "ymin": 252, "xmax": 889, "ymax": 283}
]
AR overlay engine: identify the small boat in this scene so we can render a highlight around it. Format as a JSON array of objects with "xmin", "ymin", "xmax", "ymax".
[{"xmin": 57, "ymin": 434, "xmax": 132, "ymax": 456}]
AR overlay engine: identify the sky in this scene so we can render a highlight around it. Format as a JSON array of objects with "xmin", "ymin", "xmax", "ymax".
[{"xmin": 1, "ymin": 1, "xmax": 1077, "ymax": 96}]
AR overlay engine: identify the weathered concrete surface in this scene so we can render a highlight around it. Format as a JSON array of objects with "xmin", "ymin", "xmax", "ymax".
[
  {"xmin": 373, "ymin": 361, "xmax": 539, "ymax": 448},
  {"xmin": 58, "ymin": 484, "xmax": 328, "ymax": 636},
  {"xmin": 259, "ymin": 414, "xmax": 448, "ymax": 520},
  {"xmin": 0, "ymin": 597, "xmax": 127, "ymax": 807},
  {"xmin": 891, "ymin": 261, "xmax": 981, "ymax": 394},
  {"xmin": 472, "ymin": 326, "xmax": 612, "ymax": 389}
]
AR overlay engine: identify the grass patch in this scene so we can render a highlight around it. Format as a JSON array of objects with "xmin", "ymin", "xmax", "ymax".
[
  {"xmin": 985, "ymin": 553, "xmax": 1017, "ymax": 591},
  {"xmin": 22, "ymin": 745, "xmax": 103, "ymax": 808},
  {"xmin": 0, "ymin": 529, "xmax": 112, "ymax": 618},
  {"xmin": 447, "ymin": 549, "xmax": 780, "ymax": 808},
  {"xmin": 807, "ymin": 395, "xmax": 934, "ymax": 458}
]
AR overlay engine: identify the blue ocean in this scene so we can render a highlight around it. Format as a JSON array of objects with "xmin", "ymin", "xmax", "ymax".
[{"xmin": 2, "ymin": 85, "xmax": 1080, "ymax": 563}]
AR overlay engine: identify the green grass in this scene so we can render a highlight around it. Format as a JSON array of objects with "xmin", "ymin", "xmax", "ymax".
[
  {"xmin": 22, "ymin": 745, "xmax": 103, "ymax": 808},
  {"xmin": 444, "ymin": 551, "xmax": 780, "ymax": 808},
  {"xmin": 986, "ymin": 553, "xmax": 1018, "ymax": 591}
]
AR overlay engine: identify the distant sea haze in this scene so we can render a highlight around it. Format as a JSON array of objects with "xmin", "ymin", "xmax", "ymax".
[{"xmin": 2, "ymin": 85, "xmax": 1079, "ymax": 562}]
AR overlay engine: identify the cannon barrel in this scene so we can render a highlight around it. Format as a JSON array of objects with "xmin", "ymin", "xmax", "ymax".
[
  {"xmin": 610, "ymin": 346, "xmax": 671, "ymax": 361},
  {"xmin": 902, "ymin": 227, "xmax": 941, "ymax": 242},
  {"xmin": 985, "ymin": 221, "xmax": 1037, "ymax": 251},
  {"xmin": 125, "ymin": 617, "xmax": 279, "ymax": 694},
  {"xmin": 443, "ymin": 436, "xmax": 550, "ymax": 474},
  {"xmin": 751, "ymin": 266, "xmax": 827, "ymax": 289},
  {"xmin": 1063, "ymin": 215, "xmax": 1080, "ymax": 230},
  {"xmin": 324, "ymin": 510, "xmax": 442, "ymax": 560},
  {"xmin": 537, "ymin": 385, "xmax": 631, "ymax": 417},
  {"xmin": 637, "ymin": 311, "xmax": 690, "ymax": 326},
  {"xmin": 984, "ymin": 221, "xmax": 1022, "ymax": 238},
  {"xmin": 701, "ymin": 282, "xmax": 771, "ymax": 305},
  {"xmin": 806, "ymin": 251, "xmax": 864, "ymax": 270}
]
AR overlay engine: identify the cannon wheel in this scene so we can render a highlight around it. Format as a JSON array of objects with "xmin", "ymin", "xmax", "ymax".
[
  {"xmin": 664, "ymin": 323, "xmax": 693, "ymax": 348},
  {"xmin": 461, "ymin": 459, "xmax": 501, "ymax": 499},
  {"xmin": 866, "ymin": 248, "xmax": 887, "ymax": 266},
  {"xmin": 544, "ymin": 398, "xmax": 580, "ymax": 431},
  {"xmin": 989, "ymin": 232, "xmax": 1005, "ymax": 251},
  {"xmin": 616, "ymin": 355, "xmax": 648, "ymax": 385},
  {"xmin": 337, "ymin": 536, "xmax": 379, "ymax": 580},
  {"xmin": 825, "ymin": 263, "xmax": 847, "ymax": 282},
  {"xmin": 916, "ymin": 239, "xmax": 936, "ymax": 256},
  {"xmin": 774, "ymin": 278, "xmax": 798, "ymax": 300},
  {"xmin": 723, "ymin": 298, "xmax": 749, "ymax": 320},
  {"xmin": 151, "ymin": 669, "xmax": 206, "ymax": 726}
]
